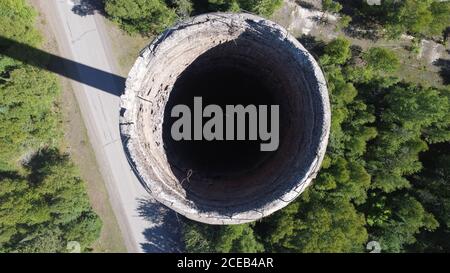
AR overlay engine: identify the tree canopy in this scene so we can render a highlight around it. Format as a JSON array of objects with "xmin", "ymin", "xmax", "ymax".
[
  {"xmin": 105, "ymin": 0, "xmax": 177, "ymax": 34},
  {"xmin": 103, "ymin": 0, "xmax": 283, "ymax": 35},
  {"xmin": 0, "ymin": 0, "xmax": 101, "ymax": 252},
  {"xmin": 338, "ymin": 0, "xmax": 450, "ymax": 39}
]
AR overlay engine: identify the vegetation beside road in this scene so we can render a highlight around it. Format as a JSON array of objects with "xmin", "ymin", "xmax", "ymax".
[
  {"xmin": 0, "ymin": 0, "xmax": 101, "ymax": 252},
  {"xmin": 104, "ymin": 0, "xmax": 283, "ymax": 36}
]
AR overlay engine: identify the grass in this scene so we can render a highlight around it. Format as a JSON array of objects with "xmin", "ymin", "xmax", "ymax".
[
  {"xmin": 351, "ymin": 38, "xmax": 447, "ymax": 88},
  {"xmin": 60, "ymin": 79, "xmax": 126, "ymax": 252},
  {"xmin": 102, "ymin": 19, "xmax": 149, "ymax": 76}
]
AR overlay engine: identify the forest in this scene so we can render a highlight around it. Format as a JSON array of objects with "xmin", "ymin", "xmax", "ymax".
[{"xmin": 0, "ymin": 0, "xmax": 101, "ymax": 252}]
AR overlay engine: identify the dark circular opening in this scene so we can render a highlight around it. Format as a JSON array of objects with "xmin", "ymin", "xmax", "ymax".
[{"xmin": 162, "ymin": 49, "xmax": 283, "ymax": 179}]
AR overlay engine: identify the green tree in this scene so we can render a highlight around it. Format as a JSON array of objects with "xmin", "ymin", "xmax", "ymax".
[
  {"xmin": 409, "ymin": 144, "xmax": 450, "ymax": 252},
  {"xmin": 204, "ymin": 0, "xmax": 283, "ymax": 16},
  {"xmin": 360, "ymin": 0, "xmax": 449, "ymax": 39},
  {"xmin": 428, "ymin": 1, "xmax": 450, "ymax": 36},
  {"xmin": 0, "ymin": 0, "xmax": 101, "ymax": 252},
  {"xmin": 322, "ymin": 0, "xmax": 342, "ymax": 14},
  {"xmin": 0, "ymin": 150, "xmax": 101, "ymax": 252},
  {"xmin": 321, "ymin": 37, "xmax": 351, "ymax": 65},
  {"xmin": 104, "ymin": 0, "xmax": 177, "ymax": 35},
  {"xmin": 184, "ymin": 222, "xmax": 264, "ymax": 253},
  {"xmin": 259, "ymin": 190, "xmax": 368, "ymax": 253},
  {"xmin": 366, "ymin": 193, "xmax": 438, "ymax": 252},
  {"xmin": 0, "ymin": 0, "xmax": 41, "ymax": 46},
  {"xmin": 357, "ymin": 74, "xmax": 449, "ymax": 252},
  {"xmin": 366, "ymin": 84, "xmax": 449, "ymax": 192},
  {"xmin": 238, "ymin": 0, "xmax": 283, "ymax": 17},
  {"xmin": 0, "ymin": 67, "xmax": 60, "ymax": 170},
  {"xmin": 363, "ymin": 47, "xmax": 399, "ymax": 73}
]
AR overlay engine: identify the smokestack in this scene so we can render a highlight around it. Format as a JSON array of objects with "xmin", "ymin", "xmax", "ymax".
[{"xmin": 120, "ymin": 13, "xmax": 330, "ymax": 225}]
